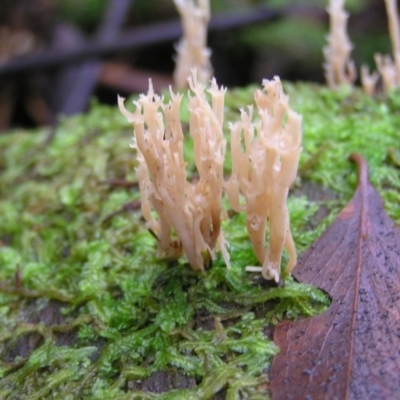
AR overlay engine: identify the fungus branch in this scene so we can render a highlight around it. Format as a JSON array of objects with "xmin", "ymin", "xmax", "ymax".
[
  {"xmin": 372, "ymin": 0, "xmax": 400, "ymax": 92},
  {"xmin": 118, "ymin": 70, "xmax": 227, "ymax": 272},
  {"xmin": 323, "ymin": 0, "xmax": 356, "ymax": 88},
  {"xmin": 225, "ymin": 77, "xmax": 302, "ymax": 282},
  {"xmin": 173, "ymin": 0, "xmax": 212, "ymax": 89},
  {"xmin": 359, "ymin": 0, "xmax": 400, "ymax": 94}
]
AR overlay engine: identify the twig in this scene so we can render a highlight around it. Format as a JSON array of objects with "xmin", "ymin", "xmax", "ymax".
[
  {"xmin": 52, "ymin": 0, "xmax": 132, "ymax": 115},
  {"xmin": 0, "ymin": 7, "xmax": 281, "ymax": 77},
  {"xmin": 101, "ymin": 200, "xmax": 141, "ymax": 225},
  {"xmin": 101, "ymin": 179, "xmax": 138, "ymax": 188},
  {"xmin": 0, "ymin": 281, "xmax": 74, "ymax": 303},
  {"xmin": 98, "ymin": 62, "xmax": 173, "ymax": 93}
]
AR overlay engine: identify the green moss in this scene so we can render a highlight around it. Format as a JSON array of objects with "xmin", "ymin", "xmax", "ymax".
[{"xmin": 1, "ymin": 83, "xmax": 399, "ymax": 398}]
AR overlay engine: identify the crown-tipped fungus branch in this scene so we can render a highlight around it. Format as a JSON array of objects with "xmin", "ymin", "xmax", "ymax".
[
  {"xmin": 118, "ymin": 70, "xmax": 227, "ymax": 272},
  {"xmin": 360, "ymin": 64, "xmax": 379, "ymax": 96},
  {"xmin": 226, "ymin": 77, "xmax": 302, "ymax": 282}
]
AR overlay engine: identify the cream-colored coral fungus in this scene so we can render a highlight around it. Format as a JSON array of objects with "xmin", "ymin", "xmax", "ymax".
[
  {"xmin": 173, "ymin": 0, "xmax": 212, "ymax": 89},
  {"xmin": 225, "ymin": 77, "xmax": 302, "ymax": 282},
  {"xmin": 384, "ymin": 0, "xmax": 400, "ymax": 83},
  {"xmin": 118, "ymin": 70, "xmax": 227, "ymax": 272},
  {"xmin": 366, "ymin": 0, "xmax": 400, "ymax": 93},
  {"xmin": 323, "ymin": 0, "xmax": 356, "ymax": 88}
]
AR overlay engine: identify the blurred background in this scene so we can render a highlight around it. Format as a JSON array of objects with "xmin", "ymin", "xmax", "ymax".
[{"xmin": 0, "ymin": 0, "xmax": 394, "ymax": 130}]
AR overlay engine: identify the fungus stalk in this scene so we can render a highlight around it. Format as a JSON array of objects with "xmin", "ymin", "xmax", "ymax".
[
  {"xmin": 385, "ymin": 0, "xmax": 400, "ymax": 83},
  {"xmin": 118, "ymin": 70, "xmax": 227, "ymax": 272},
  {"xmin": 373, "ymin": 0, "xmax": 400, "ymax": 92},
  {"xmin": 323, "ymin": 0, "xmax": 356, "ymax": 88},
  {"xmin": 362, "ymin": 0, "xmax": 400, "ymax": 94},
  {"xmin": 225, "ymin": 77, "xmax": 302, "ymax": 282},
  {"xmin": 173, "ymin": 0, "xmax": 212, "ymax": 90}
]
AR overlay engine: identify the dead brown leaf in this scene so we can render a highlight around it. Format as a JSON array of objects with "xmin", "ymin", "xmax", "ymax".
[{"xmin": 270, "ymin": 154, "xmax": 400, "ymax": 399}]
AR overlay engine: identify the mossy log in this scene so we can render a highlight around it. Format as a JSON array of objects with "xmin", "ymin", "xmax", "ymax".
[{"xmin": 0, "ymin": 83, "xmax": 399, "ymax": 399}]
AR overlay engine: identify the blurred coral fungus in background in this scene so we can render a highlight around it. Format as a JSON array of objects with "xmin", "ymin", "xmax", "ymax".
[{"xmin": 0, "ymin": 0, "xmax": 392, "ymax": 131}]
